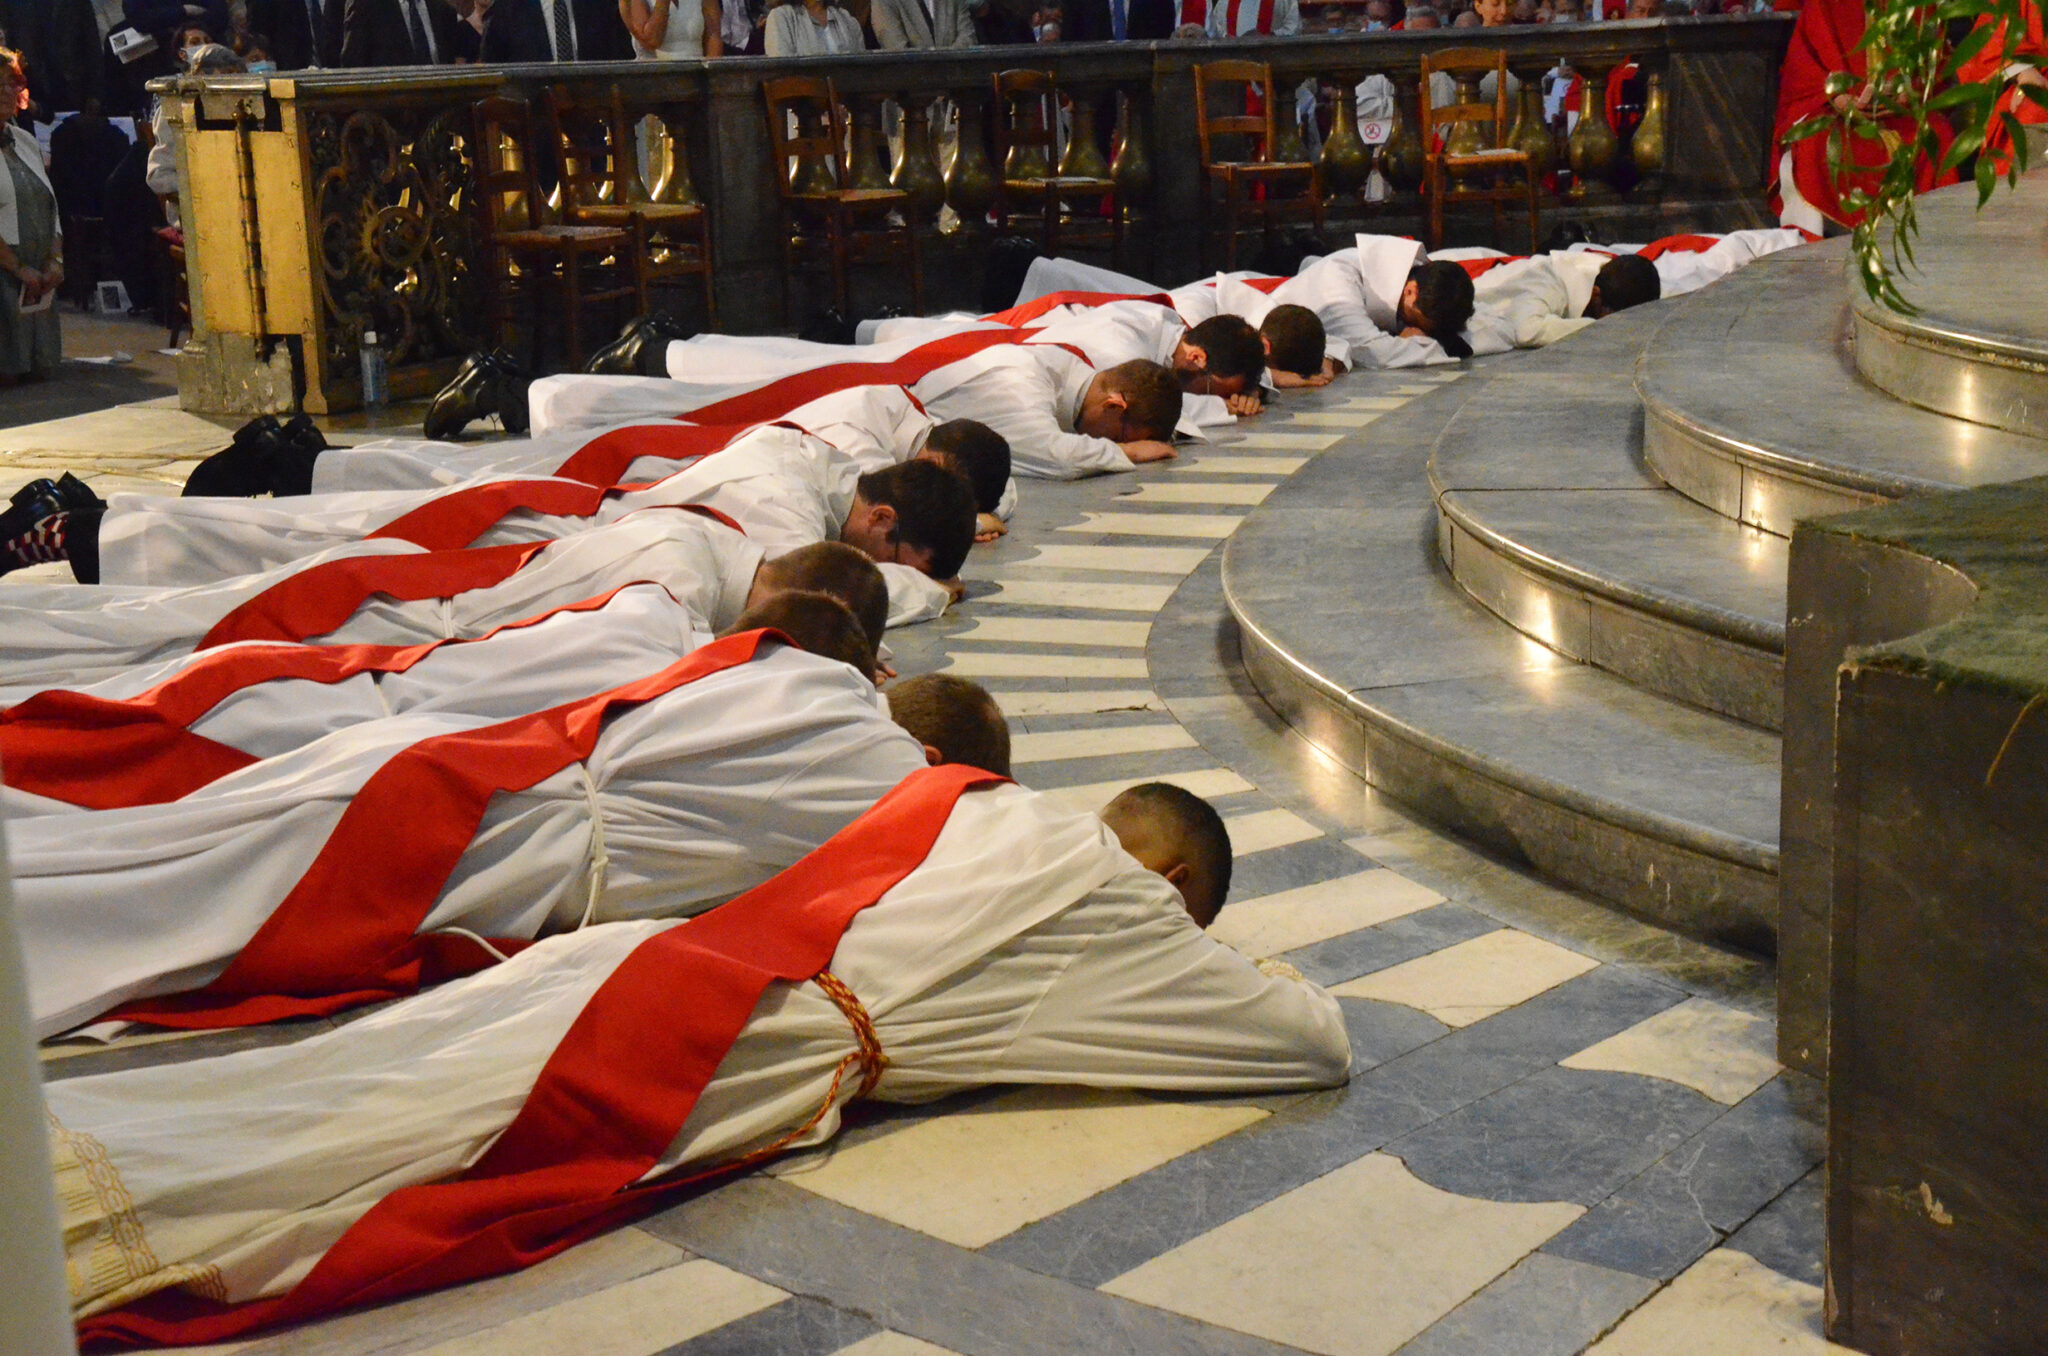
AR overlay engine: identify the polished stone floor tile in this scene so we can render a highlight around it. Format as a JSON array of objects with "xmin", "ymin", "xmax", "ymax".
[
  {"xmin": 1057, "ymin": 511, "xmax": 1243, "ymax": 539},
  {"xmin": 1286, "ymin": 903, "xmax": 1504, "ymax": 987},
  {"xmin": 1723, "ymin": 1169, "xmax": 1824, "ymax": 1289},
  {"xmin": 1102, "ymin": 1152, "xmax": 1582, "ymax": 1356},
  {"xmin": 1287, "ymin": 411, "xmax": 1383, "ymax": 427},
  {"xmin": 770, "ymin": 1086, "xmax": 1265, "ymax": 1248},
  {"xmin": 1208, "ymin": 870, "xmax": 1444, "ymax": 959},
  {"xmin": 1214, "ymin": 431, "xmax": 1344, "ymax": 450},
  {"xmin": 1173, "ymin": 455, "xmax": 1308, "ymax": 476},
  {"xmin": 988, "ymin": 689, "xmax": 1166, "ymax": 717},
  {"xmin": 665, "ymin": 1296, "xmax": 878, "ymax": 1356},
  {"xmin": 1560, "ymin": 996, "xmax": 1779, "ymax": 1105},
  {"xmin": 1015, "ymin": 743, "xmax": 1219, "ymax": 790},
  {"xmin": 1334, "ymin": 929, "xmax": 1602, "ymax": 1028},
  {"xmin": 1119, "ymin": 481, "xmax": 1278, "ymax": 506},
  {"xmin": 1340, "ymin": 995, "xmax": 1453, "ymax": 1071},
  {"xmin": 830, "ymin": 1333, "xmax": 963, "ymax": 1356},
  {"xmin": 948, "ymin": 616, "xmax": 1152, "ymax": 648},
  {"xmin": 1042, "ymin": 767, "xmax": 1258, "ymax": 812},
  {"xmin": 411, "ymin": 1259, "xmax": 784, "ymax": 1356},
  {"xmin": 1583, "ymin": 1249, "xmax": 1856, "ymax": 1354},
  {"xmin": 1009, "ymin": 723, "xmax": 1200, "ymax": 764},
  {"xmin": 938, "ymin": 652, "xmax": 1150, "ymax": 679},
  {"xmin": 1341, "ymin": 396, "xmax": 1412, "ymax": 410},
  {"xmin": 1220, "ymin": 807, "xmax": 1325, "ymax": 854},
  {"xmin": 1006, "ymin": 543, "xmax": 1215, "ymax": 573},
  {"xmin": 1392, "ymin": 1253, "xmax": 1658, "ymax": 1356},
  {"xmin": 983, "ymin": 578, "xmax": 1177, "ymax": 611}
]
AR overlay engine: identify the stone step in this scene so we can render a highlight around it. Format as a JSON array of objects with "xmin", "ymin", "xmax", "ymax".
[
  {"xmin": 1224, "ymin": 366, "xmax": 1781, "ymax": 954},
  {"xmin": 1638, "ymin": 236, "xmax": 2048, "ymax": 536},
  {"xmin": 1850, "ymin": 169, "xmax": 2048, "ymax": 440},
  {"xmin": 1428, "ymin": 312, "xmax": 1786, "ymax": 729}
]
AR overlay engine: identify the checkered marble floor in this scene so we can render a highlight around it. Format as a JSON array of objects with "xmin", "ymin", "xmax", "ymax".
[{"xmin": 21, "ymin": 366, "xmax": 1842, "ymax": 1355}]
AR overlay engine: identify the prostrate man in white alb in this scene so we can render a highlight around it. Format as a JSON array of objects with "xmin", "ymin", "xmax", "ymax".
[
  {"xmin": 13, "ymin": 627, "xmax": 1017, "ymax": 1039},
  {"xmin": 54, "ymin": 774, "xmax": 1350, "ymax": 1342},
  {"xmin": 1459, "ymin": 250, "xmax": 1662, "ymax": 352}
]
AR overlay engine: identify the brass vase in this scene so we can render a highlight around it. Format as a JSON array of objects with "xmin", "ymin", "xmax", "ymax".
[
  {"xmin": 1380, "ymin": 77, "xmax": 1425, "ymax": 194},
  {"xmin": 1058, "ymin": 94, "xmax": 1112, "ymax": 180},
  {"xmin": 1273, "ymin": 82, "xmax": 1311, "ymax": 164},
  {"xmin": 649, "ymin": 113, "xmax": 704, "ymax": 207},
  {"xmin": 791, "ymin": 107, "xmax": 837, "ymax": 196},
  {"xmin": 848, "ymin": 96, "xmax": 894, "ymax": 192},
  {"xmin": 1566, "ymin": 73, "xmax": 1618, "ymax": 200},
  {"xmin": 1631, "ymin": 72, "xmax": 1667, "ymax": 193},
  {"xmin": 1443, "ymin": 74, "xmax": 1489, "ymax": 191},
  {"xmin": 1320, "ymin": 84, "xmax": 1370, "ymax": 197},
  {"xmin": 1111, "ymin": 94, "xmax": 1152, "ymax": 207},
  {"xmin": 945, "ymin": 98, "xmax": 996, "ymax": 222},
  {"xmin": 892, "ymin": 99, "xmax": 946, "ymax": 218},
  {"xmin": 1511, "ymin": 83, "xmax": 1553, "ymax": 177}
]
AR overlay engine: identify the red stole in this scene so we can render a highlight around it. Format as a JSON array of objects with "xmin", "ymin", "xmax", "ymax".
[
  {"xmin": 549, "ymin": 421, "xmax": 755, "ymax": 487},
  {"xmin": 676, "ymin": 329, "xmax": 1082, "ymax": 426},
  {"xmin": 983, "ymin": 290, "xmax": 1176, "ymax": 327},
  {"xmin": 105, "ymin": 629, "xmax": 788, "ymax": 1030},
  {"xmin": 1242, "ymin": 275, "xmax": 1289, "ymax": 294},
  {"xmin": 77, "ymin": 764, "xmax": 1001, "ymax": 1350},
  {"xmin": 1453, "ymin": 255, "xmax": 1522, "ymax": 280}
]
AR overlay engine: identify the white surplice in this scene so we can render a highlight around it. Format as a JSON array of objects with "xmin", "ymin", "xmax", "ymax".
[
  {"xmin": 16, "ymin": 643, "xmax": 927, "ymax": 1038},
  {"xmin": 1463, "ymin": 249, "xmax": 1605, "ymax": 352},
  {"xmin": 46, "ymin": 782, "xmax": 1352, "ymax": 1315},
  {"xmin": 0, "ymin": 510, "xmax": 762, "ymax": 697}
]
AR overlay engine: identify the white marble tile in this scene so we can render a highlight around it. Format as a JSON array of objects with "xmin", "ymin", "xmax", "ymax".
[
  {"xmin": 1586, "ymin": 1249, "xmax": 1859, "ymax": 1354},
  {"xmin": 1210, "ymin": 870, "xmax": 1444, "ymax": 959},
  {"xmin": 1388, "ymin": 383, "xmax": 1442, "ymax": 395},
  {"xmin": 775, "ymin": 1086, "xmax": 1265, "ymax": 1249},
  {"xmin": 1222, "ymin": 807, "xmax": 1325, "ymax": 854},
  {"xmin": 1561, "ymin": 996, "xmax": 1780, "ymax": 1105},
  {"xmin": 939, "ymin": 652, "xmax": 1150, "ymax": 679},
  {"xmin": 949, "ymin": 616, "xmax": 1152, "ymax": 648},
  {"xmin": 0, "ymin": 403, "xmax": 230, "ymax": 465},
  {"xmin": 1043, "ymin": 767, "xmax": 1257, "ymax": 811},
  {"xmin": 1214, "ymin": 431, "xmax": 1343, "ymax": 450},
  {"xmin": 408, "ymin": 1259, "xmax": 785, "ymax": 1356},
  {"xmin": 1118, "ymin": 481, "xmax": 1276, "ymax": 506},
  {"xmin": 1057, "ymin": 511, "xmax": 1242, "ymax": 539},
  {"xmin": 1287, "ymin": 411, "xmax": 1382, "ymax": 428},
  {"xmin": 986, "ymin": 578, "xmax": 1176, "ymax": 612},
  {"xmin": 990, "ymin": 689, "xmax": 1165, "ymax": 717},
  {"xmin": 831, "ymin": 1333, "xmax": 962, "ymax": 1356},
  {"xmin": 1006, "ymin": 543, "xmax": 1214, "ymax": 575},
  {"xmin": 1332, "ymin": 929, "xmax": 1600, "ymax": 1028},
  {"xmin": 1011, "ymin": 723, "xmax": 1199, "ymax": 764},
  {"xmin": 1102, "ymin": 1151, "xmax": 1582, "ymax": 1356},
  {"xmin": 1341, "ymin": 396, "xmax": 1411, "ymax": 410},
  {"xmin": 1172, "ymin": 454, "xmax": 1308, "ymax": 476}
]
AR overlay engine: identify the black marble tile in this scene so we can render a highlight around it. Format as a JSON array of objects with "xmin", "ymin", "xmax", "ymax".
[
  {"xmin": 1340, "ymin": 995, "xmax": 1452, "ymax": 1073},
  {"xmin": 1391, "ymin": 1253, "xmax": 1658, "ymax": 1356},
  {"xmin": 1285, "ymin": 903, "xmax": 1502, "ymax": 987},
  {"xmin": 1227, "ymin": 835, "xmax": 1377, "ymax": 902},
  {"xmin": 1012, "ymin": 744, "xmax": 1221, "ymax": 792},
  {"xmin": 1723, "ymin": 1167, "xmax": 1825, "ymax": 1289},
  {"xmin": 662, "ymin": 1297, "xmax": 879, "ymax": 1356},
  {"xmin": 1388, "ymin": 1066, "xmax": 1723, "ymax": 1207}
]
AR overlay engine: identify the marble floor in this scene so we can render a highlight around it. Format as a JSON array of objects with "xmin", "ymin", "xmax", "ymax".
[{"xmin": 14, "ymin": 360, "xmax": 1846, "ymax": 1355}]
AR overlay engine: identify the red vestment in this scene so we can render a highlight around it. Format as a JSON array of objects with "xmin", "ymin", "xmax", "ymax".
[{"xmin": 1956, "ymin": 1, "xmax": 2046, "ymax": 171}]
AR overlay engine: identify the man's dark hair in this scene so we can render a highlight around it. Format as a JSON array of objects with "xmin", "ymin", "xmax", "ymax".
[
  {"xmin": 886, "ymin": 674, "xmax": 1012, "ymax": 776},
  {"xmin": 1106, "ymin": 781, "xmax": 1233, "ymax": 923},
  {"xmin": 1186, "ymin": 315, "xmax": 1266, "ymax": 388},
  {"xmin": 854, "ymin": 459, "xmax": 977, "ymax": 580},
  {"xmin": 756, "ymin": 542, "xmax": 888, "ymax": 654},
  {"xmin": 1593, "ymin": 253, "xmax": 1661, "ymax": 314},
  {"xmin": 724, "ymin": 590, "xmax": 878, "ymax": 677},
  {"xmin": 1260, "ymin": 304, "xmax": 1327, "ymax": 377},
  {"xmin": 924, "ymin": 419, "xmax": 1011, "ymax": 515},
  {"xmin": 1408, "ymin": 260, "xmax": 1477, "ymax": 343},
  {"xmin": 1099, "ymin": 359, "xmax": 1184, "ymax": 441}
]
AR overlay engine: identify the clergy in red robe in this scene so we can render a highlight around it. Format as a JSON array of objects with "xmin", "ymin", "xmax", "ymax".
[{"xmin": 1955, "ymin": 0, "xmax": 2047, "ymax": 172}]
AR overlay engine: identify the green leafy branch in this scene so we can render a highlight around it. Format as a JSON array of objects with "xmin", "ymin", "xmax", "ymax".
[{"xmin": 1784, "ymin": 0, "xmax": 2048, "ymax": 313}]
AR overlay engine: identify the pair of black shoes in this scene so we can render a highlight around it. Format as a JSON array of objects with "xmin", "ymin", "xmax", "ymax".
[
  {"xmin": 583, "ymin": 312, "xmax": 694, "ymax": 378},
  {"xmin": 181, "ymin": 414, "xmax": 330, "ymax": 498},
  {"xmin": 424, "ymin": 349, "xmax": 532, "ymax": 441},
  {"xmin": 1, "ymin": 473, "xmax": 104, "ymax": 537}
]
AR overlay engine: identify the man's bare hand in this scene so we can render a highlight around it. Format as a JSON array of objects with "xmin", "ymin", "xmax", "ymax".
[
  {"xmin": 940, "ymin": 577, "xmax": 967, "ymax": 604},
  {"xmin": 1121, "ymin": 439, "xmax": 1178, "ymax": 463},
  {"xmin": 974, "ymin": 512, "xmax": 1008, "ymax": 543},
  {"xmin": 1225, "ymin": 392, "xmax": 1264, "ymax": 416}
]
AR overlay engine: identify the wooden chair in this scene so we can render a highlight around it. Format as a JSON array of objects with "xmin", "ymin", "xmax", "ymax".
[
  {"xmin": 472, "ymin": 96, "xmax": 646, "ymax": 370},
  {"xmin": 1192, "ymin": 60, "xmax": 1322, "ymax": 271},
  {"xmin": 152, "ymin": 194, "xmax": 189, "ymax": 349},
  {"xmin": 547, "ymin": 85, "xmax": 717, "ymax": 328},
  {"xmin": 1418, "ymin": 48, "xmax": 1540, "ymax": 254},
  {"xmin": 990, "ymin": 69, "xmax": 1121, "ymax": 265},
  {"xmin": 761, "ymin": 76, "xmax": 922, "ymax": 319}
]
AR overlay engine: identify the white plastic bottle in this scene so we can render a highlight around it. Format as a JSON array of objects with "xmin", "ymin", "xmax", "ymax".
[{"xmin": 360, "ymin": 329, "xmax": 388, "ymax": 410}]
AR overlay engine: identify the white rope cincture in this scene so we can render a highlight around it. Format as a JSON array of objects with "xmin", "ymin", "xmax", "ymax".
[{"xmin": 425, "ymin": 760, "xmax": 610, "ymax": 966}]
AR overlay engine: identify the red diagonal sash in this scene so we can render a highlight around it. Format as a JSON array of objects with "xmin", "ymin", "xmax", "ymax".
[
  {"xmin": 677, "ymin": 328, "xmax": 1073, "ymax": 425},
  {"xmin": 1, "ymin": 583, "xmax": 682, "ymax": 811},
  {"xmin": 1634, "ymin": 234, "xmax": 1722, "ymax": 261},
  {"xmin": 77, "ymin": 764, "xmax": 1001, "ymax": 1350},
  {"xmin": 107, "ymin": 629, "xmax": 787, "ymax": 1031},
  {"xmin": 550, "ymin": 420, "xmax": 758, "ymax": 487},
  {"xmin": 983, "ymin": 290, "xmax": 1176, "ymax": 327},
  {"xmin": 365, "ymin": 480, "xmax": 616, "ymax": 552},
  {"xmin": 1455, "ymin": 255, "xmax": 1522, "ymax": 280},
  {"xmin": 197, "ymin": 541, "xmax": 550, "ymax": 650},
  {"xmin": 1243, "ymin": 275, "xmax": 1289, "ymax": 294}
]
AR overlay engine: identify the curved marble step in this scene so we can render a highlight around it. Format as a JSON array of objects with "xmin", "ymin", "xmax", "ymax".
[
  {"xmin": 1851, "ymin": 169, "xmax": 2048, "ymax": 440},
  {"xmin": 1637, "ymin": 237, "xmax": 2048, "ymax": 537},
  {"xmin": 1224, "ymin": 369, "xmax": 1781, "ymax": 954},
  {"xmin": 1429, "ymin": 312, "xmax": 1786, "ymax": 730}
]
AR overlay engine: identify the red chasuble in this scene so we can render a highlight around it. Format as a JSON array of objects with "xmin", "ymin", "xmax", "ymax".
[
  {"xmin": 77, "ymin": 763, "xmax": 1002, "ymax": 1349},
  {"xmin": 1956, "ymin": 1, "xmax": 2047, "ymax": 171}
]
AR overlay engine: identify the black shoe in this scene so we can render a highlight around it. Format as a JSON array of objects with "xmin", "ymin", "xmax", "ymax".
[
  {"xmin": 423, "ymin": 352, "xmax": 501, "ymax": 440},
  {"xmin": 279, "ymin": 413, "xmax": 328, "ymax": 455},
  {"xmin": 489, "ymin": 348, "xmax": 531, "ymax": 434},
  {"xmin": 231, "ymin": 414, "xmax": 284, "ymax": 449},
  {"xmin": 0, "ymin": 473, "xmax": 100, "ymax": 546},
  {"xmin": 799, "ymin": 308, "xmax": 856, "ymax": 345},
  {"xmin": 583, "ymin": 312, "xmax": 686, "ymax": 377}
]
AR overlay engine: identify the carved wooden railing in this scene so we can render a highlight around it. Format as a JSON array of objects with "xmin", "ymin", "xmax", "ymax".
[{"xmin": 155, "ymin": 14, "xmax": 1790, "ymax": 414}]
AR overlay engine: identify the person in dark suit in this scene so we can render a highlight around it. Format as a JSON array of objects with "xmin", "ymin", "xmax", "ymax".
[
  {"xmin": 476, "ymin": 0, "xmax": 629, "ymax": 60},
  {"xmin": 244, "ymin": 0, "xmax": 344, "ymax": 68},
  {"xmin": 338, "ymin": 0, "xmax": 465, "ymax": 65},
  {"xmin": 1061, "ymin": 0, "xmax": 1173, "ymax": 40}
]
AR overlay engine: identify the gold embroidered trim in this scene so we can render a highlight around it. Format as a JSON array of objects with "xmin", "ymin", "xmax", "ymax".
[{"xmin": 49, "ymin": 1109, "xmax": 225, "ymax": 1318}]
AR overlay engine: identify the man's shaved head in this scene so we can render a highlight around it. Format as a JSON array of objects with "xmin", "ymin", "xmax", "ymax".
[
  {"xmin": 1589, "ymin": 253, "xmax": 1660, "ymax": 317},
  {"xmin": 1099, "ymin": 782, "xmax": 1233, "ymax": 927},
  {"xmin": 922, "ymin": 419, "xmax": 1012, "ymax": 516},
  {"xmin": 754, "ymin": 542, "xmax": 889, "ymax": 654},
  {"xmin": 885, "ymin": 674, "xmax": 1012, "ymax": 776},
  {"xmin": 1260, "ymin": 304, "xmax": 1327, "ymax": 378},
  {"xmin": 1080, "ymin": 360, "xmax": 1184, "ymax": 442},
  {"xmin": 724, "ymin": 590, "xmax": 879, "ymax": 678}
]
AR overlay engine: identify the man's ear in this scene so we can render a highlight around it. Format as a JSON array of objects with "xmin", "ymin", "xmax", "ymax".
[
  {"xmin": 869, "ymin": 502, "xmax": 899, "ymax": 539},
  {"xmin": 1260, "ymin": 334, "xmax": 1274, "ymax": 358},
  {"xmin": 922, "ymin": 743, "xmax": 944, "ymax": 766},
  {"xmin": 1183, "ymin": 344, "xmax": 1208, "ymax": 372},
  {"xmin": 1103, "ymin": 390, "xmax": 1129, "ymax": 412},
  {"xmin": 1401, "ymin": 278, "xmax": 1420, "ymax": 309},
  {"xmin": 1163, "ymin": 861, "xmax": 1193, "ymax": 893}
]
